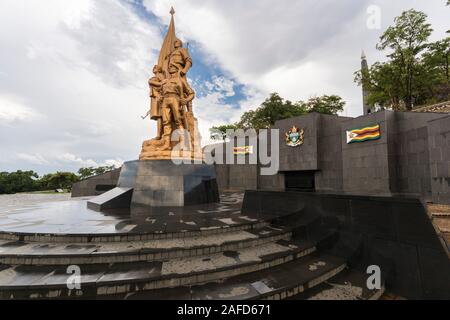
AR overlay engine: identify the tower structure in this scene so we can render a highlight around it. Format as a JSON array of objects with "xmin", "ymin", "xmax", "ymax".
[{"xmin": 361, "ymin": 50, "xmax": 372, "ymax": 115}]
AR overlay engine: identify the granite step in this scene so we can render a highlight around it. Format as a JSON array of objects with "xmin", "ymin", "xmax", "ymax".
[
  {"xmin": 428, "ymin": 204, "xmax": 450, "ymax": 218},
  {"xmin": 431, "ymin": 212, "xmax": 450, "ymax": 218},
  {"xmin": 0, "ymin": 226, "xmax": 291, "ymax": 265},
  {"xmin": 0, "ymin": 239, "xmax": 318, "ymax": 299},
  {"xmin": 111, "ymin": 252, "xmax": 347, "ymax": 300},
  {"xmin": 0, "ymin": 220, "xmax": 270, "ymax": 244},
  {"xmin": 288, "ymin": 269, "xmax": 385, "ymax": 300},
  {"xmin": 434, "ymin": 217, "xmax": 450, "ymax": 234}
]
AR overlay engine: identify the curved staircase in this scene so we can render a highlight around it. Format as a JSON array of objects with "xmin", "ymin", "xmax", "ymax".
[{"xmin": 0, "ymin": 193, "xmax": 384, "ymax": 300}]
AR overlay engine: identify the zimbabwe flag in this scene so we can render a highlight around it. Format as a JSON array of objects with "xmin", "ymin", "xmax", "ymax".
[
  {"xmin": 346, "ymin": 124, "xmax": 381, "ymax": 144},
  {"xmin": 233, "ymin": 146, "xmax": 254, "ymax": 155}
]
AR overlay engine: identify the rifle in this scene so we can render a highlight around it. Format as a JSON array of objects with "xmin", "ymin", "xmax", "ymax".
[{"xmin": 141, "ymin": 110, "xmax": 151, "ymax": 120}]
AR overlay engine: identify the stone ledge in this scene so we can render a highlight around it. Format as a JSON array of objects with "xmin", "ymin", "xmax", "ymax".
[
  {"xmin": 0, "ymin": 241, "xmax": 317, "ymax": 299},
  {"xmin": 0, "ymin": 228, "xmax": 292, "ymax": 266}
]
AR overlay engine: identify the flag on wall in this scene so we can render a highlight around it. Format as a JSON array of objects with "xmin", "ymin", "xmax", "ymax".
[
  {"xmin": 346, "ymin": 124, "xmax": 381, "ymax": 144},
  {"xmin": 233, "ymin": 146, "xmax": 254, "ymax": 155}
]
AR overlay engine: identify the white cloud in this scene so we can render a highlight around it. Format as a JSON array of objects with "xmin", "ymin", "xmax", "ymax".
[
  {"xmin": 55, "ymin": 153, "xmax": 123, "ymax": 169},
  {"xmin": 57, "ymin": 153, "xmax": 98, "ymax": 167},
  {"xmin": 0, "ymin": 0, "xmax": 161, "ymax": 173},
  {"xmin": 61, "ymin": 0, "xmax": 160, "ymax": 88},
  {"xmin": 144, "ymin": 0, "xmax": 450, "ymax": 118},
  {"xmin": 0, "ymin": 96, "xmax": 41, "ymax": 124},
  {"xmin": 17, "ymin": 153, "xmax": 49, "ymax": 166},
  {"xmin": 16, "ymin": 152, "xmax": 123, "ymax": 171},
  {"xmin": 195, "ymin": 90, "xmax": 261, "ymax": 146},
  {"xmin": 211, "ymin": 76, "xmax": 235, "ymax": 97},
  {"xmin": 102, "ymin": 159, "xmax": 124, "ymax": 168},
  {"xmin": 144, "ymin": 0, "xmax": 369, "ymax": 78},
  {"xmin": 1, "ymin": 0, "xmax": 449, "ymax": 174}
]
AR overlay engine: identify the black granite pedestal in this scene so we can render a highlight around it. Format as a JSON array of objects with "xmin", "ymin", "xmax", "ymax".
[{"xmin": 87, "ymin": 160, "xmax": 220, "ymax": 213}]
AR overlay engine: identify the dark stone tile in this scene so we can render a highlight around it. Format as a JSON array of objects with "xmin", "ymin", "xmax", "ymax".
[
  {"xmin": 417, "ymin": 246, "xmax": 450, "ymax": 299},
  {"xmin": 393, "ymin": 201, "xmax": 442, "ymax": 248},
  {"xmin": 99, "ymin": 261, "xmax": 162, "ymax": 283}
]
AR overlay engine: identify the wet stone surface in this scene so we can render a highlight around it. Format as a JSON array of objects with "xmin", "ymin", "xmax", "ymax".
[
  {"xmin": 0, "ymin": 239, "xmax": 305, "ymax": 291},
  {"xmin": 0, "ymin": 225, "xmax": 288, "ymax": 261},
  {"xmin": 0, "ymin": 193, "xmax": 71, "ymax": 208},
  {"xmin": 290, "ymin": 268, "xmax": 384, "ymax": 300},
  {"xmin": 117, "ymin": 253, "xmax": 346, "ymax": 300}
]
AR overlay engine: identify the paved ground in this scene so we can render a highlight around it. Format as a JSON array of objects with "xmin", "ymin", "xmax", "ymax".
[
  {"xmin": 428, "ymin": 204, "xmax": 450, "ymax": 232},
  {"xmin": 427, "ymin": 203, "xmax": 450, "ymax": 256},
  {"xmin": 380, "ymin": 292, "xmax": 406, "ymax": 300},
  {"xmin": 0, "ymin": 194, "xmax": 130, "ymax": 235},
  {"xmin": 0, "ymin": 192, "xmax": 264, "ymax": 236},
  {"xmin": 0, "ymin": 193, "xmax": 71, "ymax": 209}
]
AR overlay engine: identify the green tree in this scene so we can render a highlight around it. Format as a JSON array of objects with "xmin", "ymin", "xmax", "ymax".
[
  {"xmin": 0, "ymin": 171, "xmax": 39, "ymax": 194},
  {"xmin": 355, "ymin": 9, "xmax": 450, "ymax": 110},
  {"xmin": 41, "ymin": 172, "xmax": 79, "ymax": 190},
  {"xmin": 356, "ymin": 9, "xmax": 436, "ymax": 110},
  {"xmin": 209, "ymin": 124, "xmax": 240, "ymax": 141},
  {"xmin": 77, "ymin": 167, "xmax": 96, "ymax": 180},
  {"xmin": 209, "ymin": 93, "xmax": 346, "ymax": 138},
  {"xmin": 237, "ymin": 93, "xmax": 307, "ymax": 130},
  {"xmin": 376, "ymin": 9, "xmax": 433, "ymax": 110},
  {"xmin": 77, "ymin": 165, "xmax": 116, "ymax": 180},
  {"xmin": 355, "ymin": 61, "xmax": 405, "ymax": 109},
  {"xmin": 423, "ymin": 38, "xmax": 450, "ymax": 83},
  {"xmin": 418, "ymin": 37, "xmax": 450, "ymax": 103},
  {"xmin": 304, "ymin": 95, "xmax": 346, "ymax": 115},
  {"xmin": 94, "ymin": 165, "xmax": 116, "ymax": 176}
]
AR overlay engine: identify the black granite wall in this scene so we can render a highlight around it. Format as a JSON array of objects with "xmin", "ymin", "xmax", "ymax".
[
  {"xmin": 214, "ymin": 164, "xmax": 230, "ymax": 190},
  {"xmin": 242, "ymin": 190, "xmax": 450, "ymax": 299},
  {"xmin": 428, "ymin": 115, "xmax": 450, "ymax": 204},
  {"xmin": 71, "ymin": 169, "xmax": 121, "ymax": 197},
  {"xmin": 257, "ymin": 129, "xmax": 285, "ymax": 190},
  {"xmin": 274, "ymin": 113, "xmax": 319, "ymax": 172},
  {"xmin": 228, "ymin": 164, "xmax": 258, "ymax": 190},
  {"xmin": 341, "ymin": 111, "xmax": 395, "ymax": 196},
  {"xmin": 257, "ymin": 168, "xmax": 285, "ymax": 191},
  {"xmin": 206, "ymin": 111, "xmax": 450, "ymax": 203},
  {"xmin": 315, "ymin": 114, "xmax": 351, "ymax": 192},
  {"xmin": 206, "ymin": 139, "xmax": 259, "ymax": 191},
  {"xmin": 393, "ymin": 112, "xmax": 444, "ymax": 198}
]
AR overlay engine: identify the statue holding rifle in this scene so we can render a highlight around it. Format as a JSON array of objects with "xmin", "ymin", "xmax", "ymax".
[{"xmin": 140, "ymin": 7, "xmax": 202, "ymax": 161}]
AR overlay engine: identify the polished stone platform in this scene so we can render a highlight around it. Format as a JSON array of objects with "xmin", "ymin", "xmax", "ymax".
[
  {"xmin": 0, "ymin": 191, "xmax": 392, "ymax": 300},
  {"xmin": 7, "ymin": 191, "xmax": 446, "ymax": 300},
  {"xmin": 0, "ymin": 193, "xmax": 270, "ymax": 240},
  {"xmin": 0, "ymin": 198, "xmax": 129, "ymax": 235},
  {"xmin": 242, "ymin": 190, "xmax": 450, "ymax": 300}
]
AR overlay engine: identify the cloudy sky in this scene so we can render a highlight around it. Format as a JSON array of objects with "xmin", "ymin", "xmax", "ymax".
[{"xmin": 0, "ymin": 0, "xmax": 448, "ymax": 174}]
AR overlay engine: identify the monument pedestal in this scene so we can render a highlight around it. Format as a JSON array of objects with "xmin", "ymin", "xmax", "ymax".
[
  {"xmin": 87, "ymin": 8, "xmax": 220, "ymax": 215},
  {"xmin": 132, "ymin": 160, "xmax": 219, "ymax": 207},
  {"xmin": 87, "ymin": 160, "xmax": 220, "ymax": 213}
]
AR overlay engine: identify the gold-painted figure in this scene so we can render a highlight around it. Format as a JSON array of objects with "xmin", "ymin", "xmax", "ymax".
[{"xmin": 139, "ymin": 8, "xmax": 202, "ymax": 161}]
